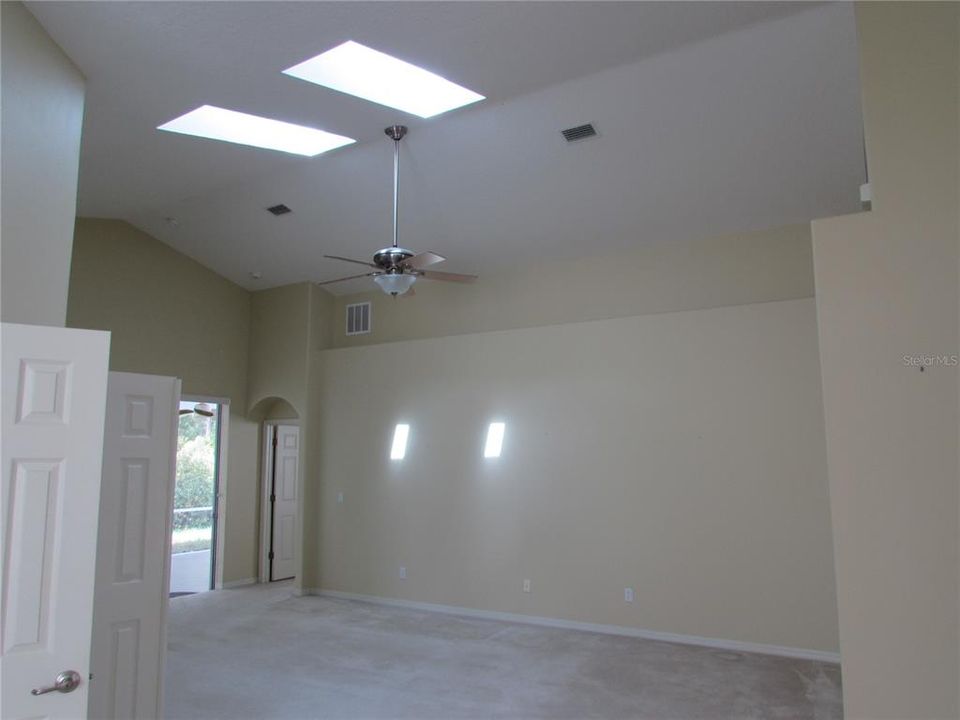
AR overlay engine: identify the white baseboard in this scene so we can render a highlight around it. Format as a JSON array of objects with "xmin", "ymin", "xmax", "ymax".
[
  {"xmin": 306, "ymin": 589, "xmax": 840, "ymax": 664},
  {"xmin": 219, "ymin": 577, "xmax": 258, "ymax": 589}
]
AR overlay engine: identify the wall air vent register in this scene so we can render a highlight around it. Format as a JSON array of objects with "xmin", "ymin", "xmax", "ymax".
[{"xmin": 345, "ymin": 302, "xmax": 371, "ymax": 335}]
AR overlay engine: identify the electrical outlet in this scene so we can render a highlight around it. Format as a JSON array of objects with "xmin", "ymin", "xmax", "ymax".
[
  {"xmin": 337, "ymin": 492, "xmax": 344, "ymax": 505},
  {"xmin": 624, "ymin": 587, "xmax": 635, "ymax": 603},
  {"xmin": 399, "ymin": 566, "xmax": 406, "ymax": 579},
  {"xmin": 522, "ymin": 579, "xmax": 531, "ymax": 593}
]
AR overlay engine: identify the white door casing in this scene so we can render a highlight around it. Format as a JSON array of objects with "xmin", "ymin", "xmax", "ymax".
[
  {"xmin": 88, "ymin": 372, "xmax": 180, "ymax": 720},
  {"xmin": 271, "ymin": 425, "xmax": 299, "ymax": 581},
  {"xmin": 1, "ymin": 322, "xmax": 111, "ymax": 720},
  {"xmin": 181, "ymin": 394, "xmax": 228, "ymax": 591}
]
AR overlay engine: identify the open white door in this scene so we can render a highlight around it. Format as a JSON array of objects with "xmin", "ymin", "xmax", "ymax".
[
  {"xmin": 1, "ymin": 322, "xmax": 110, "ymax": 720},
  {"xmin": 88, "ymin": 372, "xmax": 180, "ymax": 720},
  {"xmin": 270, "ymin": 425, "xmax": 299, "ymax": 581}
]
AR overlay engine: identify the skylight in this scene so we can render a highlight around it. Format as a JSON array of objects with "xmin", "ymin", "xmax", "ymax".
[
  {"xmin": 282, "ymin": 41, "xmax": 485, "ymax": 119},
  {"xmin": 157, "ymin": 105, "xmax": 355, "ymax": 157}
]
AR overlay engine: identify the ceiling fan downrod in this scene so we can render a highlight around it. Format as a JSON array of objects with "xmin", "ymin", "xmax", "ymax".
[{"xmin": 385, "ymin": 124, "xmax": 407, "ymax": 251}]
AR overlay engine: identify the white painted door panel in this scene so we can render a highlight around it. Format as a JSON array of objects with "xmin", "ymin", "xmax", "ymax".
[
  {"xmin": 1, "ymin": 322, "xmax": 111, "ymax": 720},
  {"xmin": 271, "ymin": 426, "xmax": 299, "ymax": 581},
  {"xmin": 88, "ymin": 372, "xmax": 180, "ymax": 720}
]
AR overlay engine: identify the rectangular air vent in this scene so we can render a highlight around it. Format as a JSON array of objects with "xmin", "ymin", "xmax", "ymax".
[
  {"xmin": 561, "ymin": 123, "xmax": 597, "ymax": 142},
  {"xmin": 267, "ymin": 203, "xmax": 291, "ymax": 216},
  {"xmin": 345, "ymin": 302, "xmax": 371, "ymax": 336}
]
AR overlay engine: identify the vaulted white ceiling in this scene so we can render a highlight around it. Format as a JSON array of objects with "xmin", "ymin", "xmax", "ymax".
[{"xmin": 28, "ymin": 1, "xmax": 864, "ymax": 292}]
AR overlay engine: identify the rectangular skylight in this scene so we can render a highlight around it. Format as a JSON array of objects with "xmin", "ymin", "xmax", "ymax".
[
  {"xmin": 390, "ymin": 423, "xmax": 410, "ymax": 460},
  {"xmin": 484, "ymin": 422, "xmax": 505, "ymax": 459},
  {"xmin": 157, "ymin": 105, "xmax": 355, "ymax": 157},
  {"xmin": 283, "ymin": 41, "xmax": 484, "ymax": 119}
]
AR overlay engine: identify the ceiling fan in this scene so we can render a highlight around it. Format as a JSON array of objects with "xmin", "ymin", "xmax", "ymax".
[
  {"xmin": 318, "ymin": 125, "xmax": 477, "ymax": 296},
  {"xmin": 179, "ymin": 402, "xmax": 215, "ymax": 417}
]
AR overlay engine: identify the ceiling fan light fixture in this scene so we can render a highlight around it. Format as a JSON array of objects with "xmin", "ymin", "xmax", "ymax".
[
  {"xmin": 194, "ymin": 402, "xmax": 215, "ymax": 417},
  {"xmin": 374, "ymin": 273, "xmax": 417, "ymax": 296}
]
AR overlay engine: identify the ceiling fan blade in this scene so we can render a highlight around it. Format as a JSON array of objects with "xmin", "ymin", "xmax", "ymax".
[
  {"xmin": 400, "ymin": 251, "xmax": 446, "ymax": 270},
  {"xmin": 418, "ymin": 269, "xmax": 478, "ymax": 283},
  {"xmin": 324, "ymin": 254, "xmax": 378, "ymax": 269},
  {"xmin": 316, "ymin": 272, "xmax": 377, "ymax": 286}
]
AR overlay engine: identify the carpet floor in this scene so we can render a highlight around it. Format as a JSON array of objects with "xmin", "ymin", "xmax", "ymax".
[{"xmin": 164, "ymin": 582, "xmax": 842, "ymax": 720}]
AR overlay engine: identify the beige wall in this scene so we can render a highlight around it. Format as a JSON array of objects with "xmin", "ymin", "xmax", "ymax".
[
  {"xmin": 67, "ymin": 218, "xmax": 259, "ymax": 583},
  {"xmin": 300, "ymin": 286, "xmax": 336, "ymax": 591},
  {"xmin": 1, "ymin": 2, "xmax": 85, "ymax": 327},
  {"xmin": 313, "ymin": 297, "xmax": 838, "ymax": 653},
  {"xmin": 222, "ymin": 416, "xmax": 260, "ymax": 584},
  {"xmin": 333, "ymin": 223, "xmax": 814, "ymax": 347},
  {"xmin": 812, "ymin": 3, "xmax": 959, "ymax": 718},
  {"xmin": 247, "ymin": 282, "xmax": 311, "ymax": 417}
]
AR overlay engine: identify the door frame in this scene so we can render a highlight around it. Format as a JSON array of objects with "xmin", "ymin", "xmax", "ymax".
[
  {"xmin": 259, "ymin": 419, "xmax": 299, "ymax": 583},
  {"xmin": 180, "ymin": 394, "xmax": 229, "ymax": 591}
]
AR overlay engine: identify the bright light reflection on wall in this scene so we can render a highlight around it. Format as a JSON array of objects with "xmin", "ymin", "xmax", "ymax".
[
  {"xmin": 484, "ymin": 422, "xmax": 505, "ymax": 458},
  {"xmin": 390, "ymin": 423, "xmax": 409, "ymax": 460}
]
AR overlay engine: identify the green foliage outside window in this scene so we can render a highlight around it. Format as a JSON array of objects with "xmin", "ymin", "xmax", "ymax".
[{"xmin": 174, "ymin": 412, "xmax": 217, "ymax": 532}]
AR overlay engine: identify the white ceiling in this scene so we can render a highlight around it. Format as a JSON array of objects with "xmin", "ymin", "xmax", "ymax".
[{"xmin": 28, "ymin": 1, "xmax": 864, "ymax": 292}]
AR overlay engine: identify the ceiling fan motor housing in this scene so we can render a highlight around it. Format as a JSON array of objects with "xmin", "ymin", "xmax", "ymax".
[{"xmin": 374, "ymin": 246, "xmax": 414, "ymax": 271}]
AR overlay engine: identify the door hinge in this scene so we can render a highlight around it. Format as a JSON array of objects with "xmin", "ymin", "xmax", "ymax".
[
  {"xmin": 272, "ymin": 437, "xmax": 278, "ymax": 448},
  {"xmin": 268, "ymin": 551, "xmax": 275, "ymax": 560},
  {"xmin": 270, "ymin": 494, "xmax": 276, "ymax": 502}
]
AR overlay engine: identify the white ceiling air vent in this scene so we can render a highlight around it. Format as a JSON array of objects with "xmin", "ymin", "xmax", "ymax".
[
  {"xmin": 561, "ymin": 123, "xmax": 598, "ymax": 142},
  {"xmin": 345, "ymin": 301, "xmax": 371, "ymax": 336}
]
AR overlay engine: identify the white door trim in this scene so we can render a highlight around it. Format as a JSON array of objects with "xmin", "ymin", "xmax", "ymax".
[
  {"xmin": 213, "ymin": 407, "xmax": 229, "ymax": 591},
  {"xmin": 180, "ymin": 395, "xmax": 229, "ymax": 591},
  {"xmin": 258, "ymin": 424, "xmax": 273, "ymax": 584},
  {"xmin": 259, "ymin": 420, "xmax": 300, "ymax": 583}
]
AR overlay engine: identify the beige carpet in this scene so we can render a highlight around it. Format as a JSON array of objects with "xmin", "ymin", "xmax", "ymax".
[{"xmin": 164, "ymin": 582, "xmax": 842, "ymax": 719}]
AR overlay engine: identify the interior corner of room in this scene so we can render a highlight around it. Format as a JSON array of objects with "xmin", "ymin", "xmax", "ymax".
[{"xmin": 1, "ymin": 1, "xmax": 958, "ymax": 719}]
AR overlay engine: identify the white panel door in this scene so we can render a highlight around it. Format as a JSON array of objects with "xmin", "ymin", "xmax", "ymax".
[
  {"xmin": 1, "ymin": 322, "xmax": 110, "ymax": 720},
  {"xmin": 271, "ymin": 425, "xmax": 299, "ymax": 581},
  {"xmin": 88, "ymin": 372, "xmax": 179, "ymax": 720}
]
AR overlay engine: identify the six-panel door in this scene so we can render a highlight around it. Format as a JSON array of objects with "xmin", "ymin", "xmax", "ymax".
[{"xmin": 1, "ymin": 323, "xmax": 111, "ymax": 720}]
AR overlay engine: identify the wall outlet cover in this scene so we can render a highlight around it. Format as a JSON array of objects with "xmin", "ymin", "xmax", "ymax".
[
  {"xmin": 522, "ymin": 579, "xmax": 531, "ymax": 593},
  {"xmin": 399, "ymin": 566, "xmax": 407, "ymax": 579}
]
